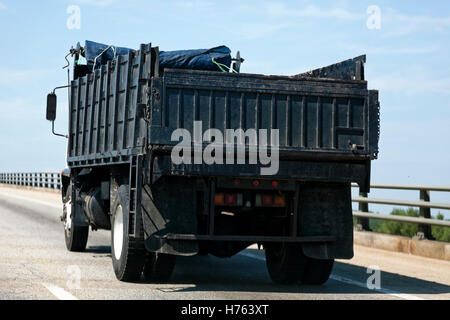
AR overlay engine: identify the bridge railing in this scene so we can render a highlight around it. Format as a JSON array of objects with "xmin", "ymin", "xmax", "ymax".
[
  {"xmin": 0, "ymin": 172, "xmax": 61, "ymax": 190},
  {"xmin": 352, "ymin": 183, "xmax": 450, "ymax": 240}
]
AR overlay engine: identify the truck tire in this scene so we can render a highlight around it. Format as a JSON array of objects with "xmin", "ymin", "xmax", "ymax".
[
  {"xmin": 264, "ymin": 242, "xmax": 306, "ymax": 284},
  {"xmin": 301, "ymin": 257, "xmax": 334, "ymax": 285},
  {"xmin": 143, "ymin": 252, "xmax": 176, "ymax": 282},
  {"xmin": 63, "ymin": 187, "xmax": 88, "ymax": 252},
  {"xmin": 110, "ymin": 184, "xmax": 146, "ymax": 282}
]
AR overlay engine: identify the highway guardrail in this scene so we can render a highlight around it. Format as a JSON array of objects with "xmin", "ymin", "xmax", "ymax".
[
  {"xmin": 352, "ymin": 183, "xmax": 450, "ymax": 240},
  {"xmin": 0, "ymin": 172, "xmax": 61, "ymax": 190}
]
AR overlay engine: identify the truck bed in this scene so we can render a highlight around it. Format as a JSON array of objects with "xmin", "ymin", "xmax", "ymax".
[
  {"xmin": 67, "ymin": 47, "xmax": 379, "ymax": 168},
  {"xmin": 149, "ymin": 69, "xmax": 379, "ymax": 160}
]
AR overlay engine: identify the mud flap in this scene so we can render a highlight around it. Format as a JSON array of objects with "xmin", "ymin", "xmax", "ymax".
[
  {"xmin": 71, "ymin": 185, "xmax": 89, "ymax": 227},
  {"xmin": 299, "ymin": 182, "xmax": 354, "ymax": 260},
  {"xmin": 141, "ymin": 177, "xmax": 199, "ymax": 256}
]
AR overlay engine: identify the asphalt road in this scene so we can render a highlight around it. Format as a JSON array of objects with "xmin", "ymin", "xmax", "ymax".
[{"xmin": 0, "ymin": 185, "xmax": 449, "ymax": 300}]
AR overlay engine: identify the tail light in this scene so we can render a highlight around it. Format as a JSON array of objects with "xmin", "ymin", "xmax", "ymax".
[
  {"xmin": 214, "ymin": 193, "xmax": 243, "ymax": 207},
  {"xmin": 214, "ymin": 193, "xmax": 225, "ymax": 206},
  {"xmin": 273, "ymin": 195, "xmax": 286, "ymax": 207},
  {"xmin": 255, "ymin": 194, "xmax": 286, "ymax": 207}
]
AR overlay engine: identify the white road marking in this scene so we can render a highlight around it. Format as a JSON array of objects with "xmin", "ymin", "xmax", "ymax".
[
  {"xmin": 42, "ymin": 282, "xmax": 79, "ymax": 300},
  {"xmin": 239, "ymin": 251, "xmax": 426, "ymax": 301},
  {"xmin": 328, "ymin": 274, "xmax": 425, "ymax": 300},
  {"xmin": 0, "ymin": 191, "xmax": 60, "ymax": 209}
]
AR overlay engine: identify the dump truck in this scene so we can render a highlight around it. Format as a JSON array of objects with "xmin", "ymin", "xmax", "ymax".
[{"xmin": 46, "ymin": 41, "xmax": 380, "ymax": 284}]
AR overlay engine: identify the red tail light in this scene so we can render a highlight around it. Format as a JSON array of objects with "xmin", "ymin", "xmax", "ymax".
[
  {"xmin": 262, "ymin": 195, "xmax": 273, "ymax": 206},
  {"xmin": 225, "ymin": 194, "xmax": 237, "ymax": 205},
  {"xmin": 255, "ymin": 194, "xmax": 286, "ymax": 207},
  {"xmin": 215, "ymin": 193, "xmax": 243, "ymax": 207}
]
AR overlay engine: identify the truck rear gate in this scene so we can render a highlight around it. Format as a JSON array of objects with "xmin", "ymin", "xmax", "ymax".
[{"xmin": 149, "ymin": 69, "xmax": 379, "ymax": 158}]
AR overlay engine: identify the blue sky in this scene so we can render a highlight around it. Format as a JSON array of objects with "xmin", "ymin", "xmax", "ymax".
[{"xmin": 0, "ymin": 0, "xmax": 449, "ymax": 215}]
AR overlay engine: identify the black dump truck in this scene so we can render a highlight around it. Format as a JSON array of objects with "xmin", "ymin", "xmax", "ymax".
[{"xmin": 46, "ymin": 41, "xmax": 379, "ymax": 284}]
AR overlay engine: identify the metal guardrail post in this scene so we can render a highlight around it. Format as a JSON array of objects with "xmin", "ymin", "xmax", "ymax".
[
  {"xmin": 356, "ymin": 192, "xmax": 372, "ymax": 231},
  {"xmin": 416, "ymin": 189, "xmax": 434, "ymax": 240}
]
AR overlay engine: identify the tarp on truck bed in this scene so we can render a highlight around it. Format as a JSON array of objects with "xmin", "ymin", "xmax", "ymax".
[{"xmin": 84, "ymin": 40, "xmax": 231, "ymax": 72}]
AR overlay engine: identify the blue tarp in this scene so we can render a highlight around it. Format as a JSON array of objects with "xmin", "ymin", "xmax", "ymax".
[
  {"xmin": 159, "ymin": 46, "xmax": 231, "ymax": 71},
  {"xmin": 84, "ymin": 40, "xmax": 231, "ymax": 72},
  {"xmin": 84, "ymin": 40, "xmax": 135, "ymax": 70}
]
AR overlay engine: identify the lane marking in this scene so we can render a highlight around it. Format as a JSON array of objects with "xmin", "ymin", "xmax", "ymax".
[
  {"xmin": 0, "ymin": 191, "xmax": 60, "ymax": 209},
  {"xmin": 328, "ymin": 274, "xmax": 424, "ymax": 300},
  {"xmin": 239, "ymin": 251, "xmax": 426, "ymax": 300},
  {"xmin": 42, "ymin": 282, "xmax": 79, "ymax": 300}
]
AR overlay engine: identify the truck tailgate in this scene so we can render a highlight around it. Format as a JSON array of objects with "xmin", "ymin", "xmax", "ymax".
[{"xmin": 148, "ymin": 69, "xmax": 379, "ymax": 160}]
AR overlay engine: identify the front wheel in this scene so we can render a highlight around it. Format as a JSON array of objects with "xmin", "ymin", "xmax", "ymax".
[
  {"xmin": 63, "ymin": 186, "xmax": 88, "ymax": 252},
  {"xmin": 110, "ymin": 184, "xmax": 146, "ymax": 282}
]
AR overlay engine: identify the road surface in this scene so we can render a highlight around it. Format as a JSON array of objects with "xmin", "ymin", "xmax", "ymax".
[{"xmin": 0, "ymin": 185, "xmax": 449, "ymax": 300}]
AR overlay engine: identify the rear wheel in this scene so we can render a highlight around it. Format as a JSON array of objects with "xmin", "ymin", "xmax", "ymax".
[
  {"xmin": 110, "ymin": 184, "xmax": 146, "ymax": 282},
  {"xmin": 143, "ymin": 252, "xmax": 176, "ymax": 282},
  {"xmin": 63, "ymin": 186, "xmax": 88, "ymax": 252},
  {"xmin": 264, "ymin": 242, "xmax": 306, "ymax": 284},
  {"xmin": 301, "ymin": 257, "xmax": 334, "ymax": 285},
  {"xmin": 265, "ymin": 242, "xmax": 334, "ymax": 285}
]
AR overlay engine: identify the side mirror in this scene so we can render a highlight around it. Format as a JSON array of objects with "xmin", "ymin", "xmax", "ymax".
[{"xmin": 46, "ymin": 93, "xmax": 57, "ymax": 121}]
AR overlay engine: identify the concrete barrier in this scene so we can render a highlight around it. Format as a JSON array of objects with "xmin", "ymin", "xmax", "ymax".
[{"xmin": 354, "ymin": 230, "xmax": 450, "ymax": 261}]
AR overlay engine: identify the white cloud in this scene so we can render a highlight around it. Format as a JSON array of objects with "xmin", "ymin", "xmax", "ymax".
[
  {"xmin": 371, "ymin": 66, "xmax": 450, "ymax": 95},
  {"xmin": 381, "ymin": 8, "xmax": 450, "ymax": 37},
  {"xmin": 71, "ymin": 0, "xmax": 117, "ymax": 7},
  {"xmin": 339, "ymin": 43, "xmax": 441, "ymax": 55},
  {"xmin": 238, "ymin": 22, "xmax": 295, "ymax": 40},
  {"xmin": 0, "ymin": 68, "xmax": 51, "ymax": 87},
  {"xmin": 394, "ymin": 12, "xmax": 450, "ymax": 28},
  {"xmin": 0, "ymin": 2, "xmax": 6, "ymax": 10},
  {"xmin": 266, "ymin": 3, "xmax": 363, "ymax": 21},
  {"xmin": 176, "ymin": 0, "xmax": 213, "ymax": 9}
]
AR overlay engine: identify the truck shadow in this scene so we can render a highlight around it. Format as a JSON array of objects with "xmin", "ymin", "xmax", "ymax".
[
  {"xmin": 85, "ymin": 245, "xmax": 111, "ymax": 255},
  {"xmin": 165, "ymin": 248, "xmax": 450, "ymax": 296}
]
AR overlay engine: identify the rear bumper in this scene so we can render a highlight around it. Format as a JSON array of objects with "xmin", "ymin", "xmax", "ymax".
[{"xmin": 150, "ymin": 153, "xmax": 371, "ymax": 193}]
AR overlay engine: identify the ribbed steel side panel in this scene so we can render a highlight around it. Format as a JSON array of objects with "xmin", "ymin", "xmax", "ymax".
[
  {"xmin": 149, "ymin": 69, "xmax": 377, "ymax": 158},
  {"xmin": 67, "ymin": 44, "xmax": 153, "ymax": 167}
]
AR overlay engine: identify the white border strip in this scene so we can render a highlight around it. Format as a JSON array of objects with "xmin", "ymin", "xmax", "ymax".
[
  {"xmin": 42, "ymin": 282, "xmax": 79, "ymax": 300},
  {"xmin": 239, "ymin": 252, "xmax": 425, "ymax": 300}
]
